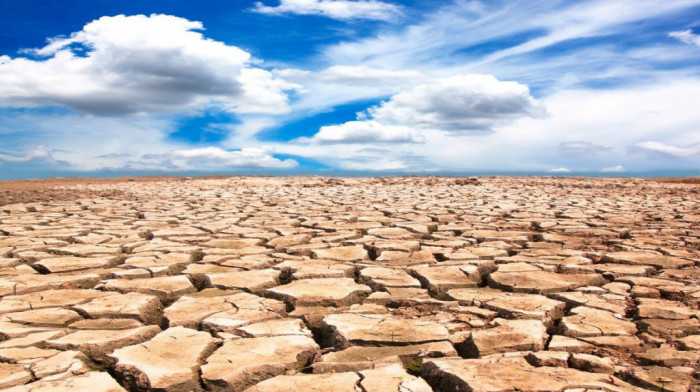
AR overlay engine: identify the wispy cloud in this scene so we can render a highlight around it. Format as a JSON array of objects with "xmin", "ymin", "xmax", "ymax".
[
  {"xmin": 95, "ymin": 153, "xmax": 132, "ymax": 159},
  {"xmin": 558, "ymin": 141, "xmax": 613, "ymax": 156},
  {"xmin": 634, "ymin": 141, "xmax": 700, "ymax": 157},
  {"xmin": 321, "ymin": 0, "xmax": 700, "ymax": 86},
  {"xmin": 252, "ymin": 0, "xmax": 401, "ymax": 21},
  {"xmin": 669, "ymin": 29, "xmax": 700, "ymax": 47}
]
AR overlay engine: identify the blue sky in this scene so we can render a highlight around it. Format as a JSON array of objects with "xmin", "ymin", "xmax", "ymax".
[{"xmin": 1, "ymin": 0, "xmax": 699, "ymax": 178}]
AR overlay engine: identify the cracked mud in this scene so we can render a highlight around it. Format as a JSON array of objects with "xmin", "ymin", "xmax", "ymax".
[{"xmin": 0, "ymin": 176, "xmax": 698, "ymax": 392}]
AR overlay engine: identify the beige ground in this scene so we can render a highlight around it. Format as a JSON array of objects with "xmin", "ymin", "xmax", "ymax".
[{"xmin": 0, "ymin": 176, "xmax": 697, "ymax": 392}]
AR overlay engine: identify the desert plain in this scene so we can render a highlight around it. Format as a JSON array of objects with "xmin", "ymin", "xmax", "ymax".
[{"xmin": 0, "ymin": 176, "xmax": 698, "ymax": 392}]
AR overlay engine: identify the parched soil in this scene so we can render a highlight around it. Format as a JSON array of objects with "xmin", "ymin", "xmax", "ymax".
[
  {"xmin": 0, "ymin": 176, "xmax": 697, "ymax": 392},
  {"xmin": 0, "ymin": 176, "xmax": 180, "ymax": 206}
]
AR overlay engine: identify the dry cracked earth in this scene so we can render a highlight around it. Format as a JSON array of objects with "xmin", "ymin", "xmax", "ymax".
[{"xmin": 0, "ymin": 176, "xmax": 698, "ymax": 392}]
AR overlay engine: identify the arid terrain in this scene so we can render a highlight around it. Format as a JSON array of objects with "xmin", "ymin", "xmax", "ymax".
[{"xmin": 0, "ymin": 176, "xmax": 698, "ymax": 392}]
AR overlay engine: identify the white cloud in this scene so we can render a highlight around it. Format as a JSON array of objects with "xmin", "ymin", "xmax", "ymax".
[
  {"xmin": 669, "ymin": 29, "xmax": 700, "ymax": 47},
  {"xmin": 634, "ymin": 141, "xmax": 700, "ymax": 157},
  {"xmin": 4, "ymin": 2, "xmax": 700, "ymax": 176},
  {"xmin": 319, "ymin": 65, "xmax": 424, "ymax": 85},
  {"xmin": 321, "ymin": 0, "xmax": 700, "ymax": 89},
  {"xmin": 252, "ymin": 0, "xmax": 401, "ymax": 20},
  {"xmin": 299, "ymin": 120, "xmax": 424, "ymax": 143},
  {"xmin": 558, "ymin": 141, "xmax": 613, "ymax": 156},
  {"xmin": 337, "ymin": 156, "xmax": 411, "ymax": 171},
  {"xmin": 263, "ymin": 65, "xmax": 428, "ymax": 126},
  {"xmin": 366, "ymin": 74, "xmax": 544, "ymax": 131},
  {"xmin": 137, "ymin": 146, "xmax": 298, "ymax": 170},
  {"xmin": 297, "ymin": 74, "xmax": 542, "ymax": 145},
  {"xmin": 274, "ymin": 78, "xmax": 700, "ymax": 172},
  {"xmin": 601, "ymin": 165, "xmax": 625, "ymax": 173},
  {"xmin": 0, "ymin": 145, "xmax": 58, "ymax": 163},
  {"xmin": 0, "ymin": 14, "xmax": 293, "ymax": 116},
  {"xmin": 549, "ymin": 167, "xmax": 571, "ymax": 173},
  {"xmin": 0, "ymin": 112, "xmax": 300, "ymax": 173}
]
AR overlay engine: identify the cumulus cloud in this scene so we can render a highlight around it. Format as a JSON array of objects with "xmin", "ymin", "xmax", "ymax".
[
  {"xmin": 136, "ymin": 146, "xmax": 298, "ymax": 170},
  {"xmin": 634, "ymin": 141, "xmax": 700, "ymax": 157},
  {"xmin": 299, "ymin": 120, "xmax": 424, "ymax": 144},
  {"xmin": 669, "ymin": 29, "xmax": 700, "ymax": 47},
  {"xmin": 299, "ymin": 74, "xmax": 542, "ymax": 144},
  {"xmin": 275, "ymin": 77, "xmax": 700, "ymax": 173},
  {"xmin": 601, "ymin": 165, "xmax": 625, "ymax": 173},
  {"xmin": 0, "ymin": 14, "xmax": 294, "ymax": 116},
  {"xmin": 365, "ymin": 74, "xmax": 544, "ymax": 131},
  {"xmin": 252, "ymin": 0, "xmax": 401, "ymax": 20}
]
